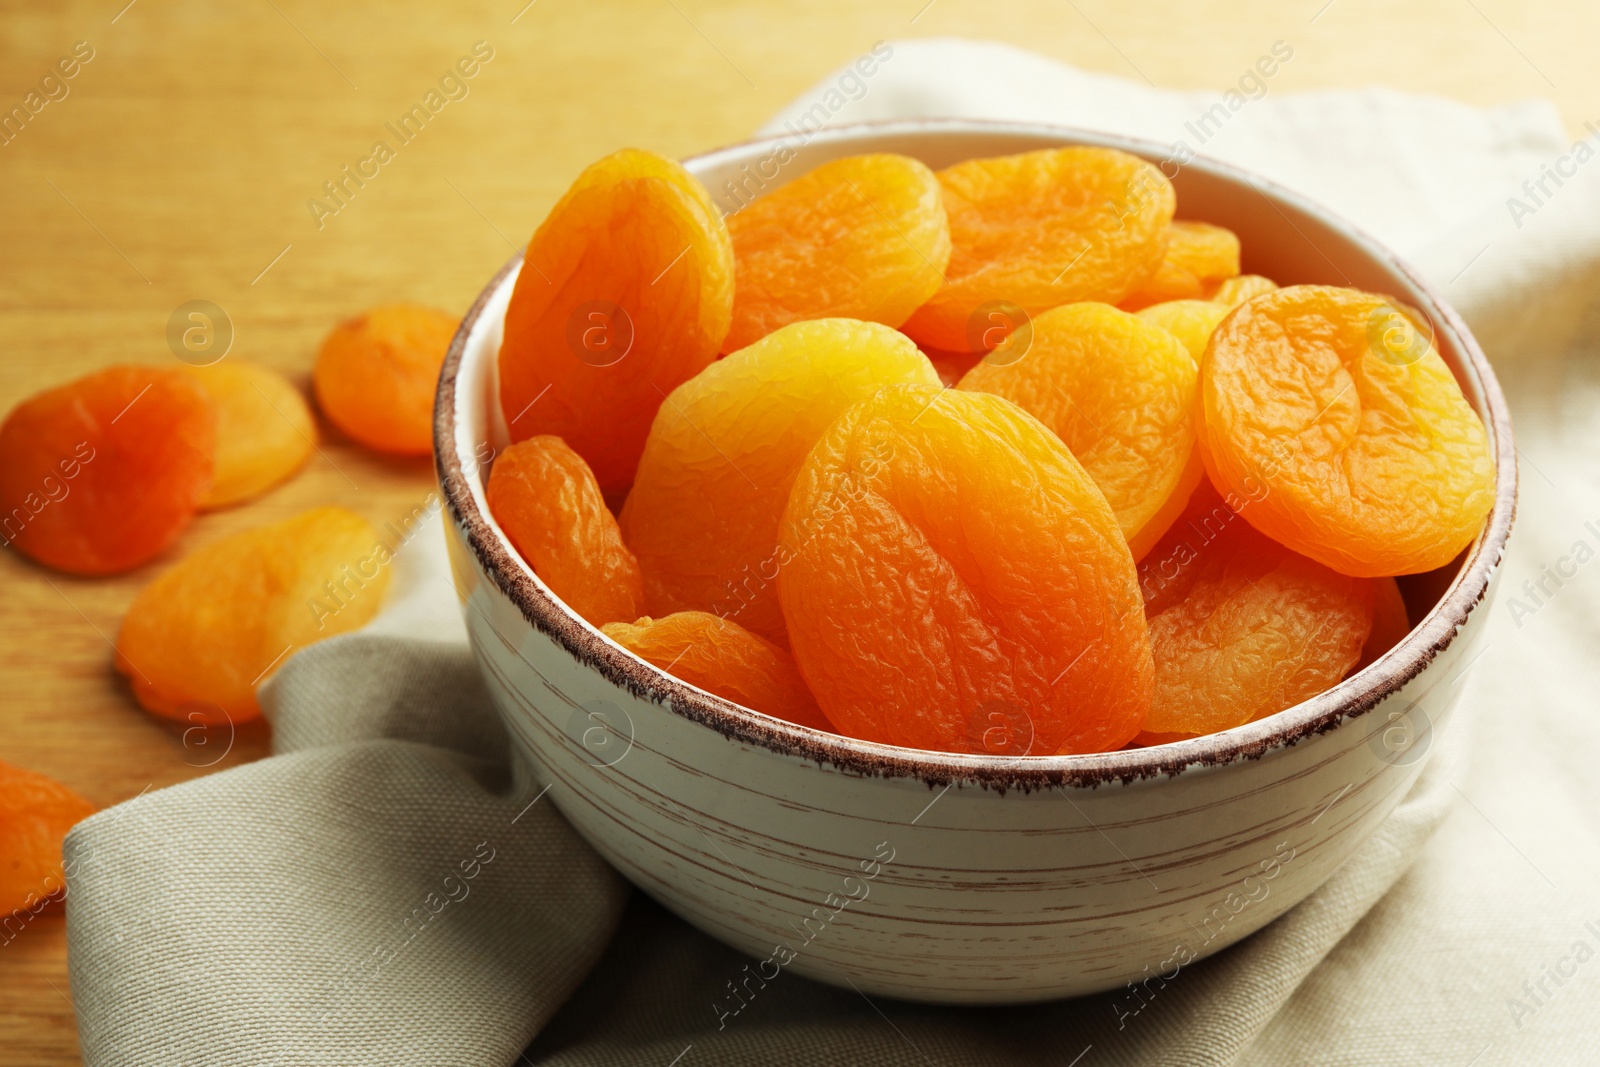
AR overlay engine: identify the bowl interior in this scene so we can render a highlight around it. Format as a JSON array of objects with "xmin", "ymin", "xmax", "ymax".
[{"xmin": 436, "ymin": 119, "xmax": 1515, "ymax": 787}]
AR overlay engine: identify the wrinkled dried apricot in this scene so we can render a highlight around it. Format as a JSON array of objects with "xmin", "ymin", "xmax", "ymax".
[
  {"xmin": 1137, "ymin": 479, "xmax": 1375, "ymax": 740},
  {"xmin": 902, "ymin": 147, "xmax": 1174, "ymax": 352},
  {"xmin": 187, "ymin": 362, "xmax": 315, "ymax": 508},
  {"xmin": 499, "ymin": 149, "xmax": 734, "ymax": 496},
  {"xmin": 1201, "ymin": 285, "xmax": 1495, "ymax": 576},
  {"xmin": 1120, "ymin": 221, "xmax": 1241, "ymax": 310},
  {"xmin": 1355, "ymin": 577, "xmax": 1410, "ymax": 671},
  {"xmin": 621, "ymin": 319, "xmax": 939, "ymax": 643},
  {"xmin": 602, "ymin": 611, "xmax": 829, "ymax": 731},
  {"xmin": 315, "ymin": 304, "xmax": 458, "ymax": 456},
  {"xmin": 778, "ymin": 385, "xmax": 1152, "ymax": 754},
  {"xmin": 723, "ymin": 154, "xmax": 951, "ymax": 352},
  {"xmin": 959, "ymin": 302, "xmax": 1200, "ymax": 560},
  {"xmin": 1136, "ymin": 299, "xmax": 1231, "ymax": 362},
  {"xmin": 0, "ymin": 761, "xmax": 95, "ymax": 916},
  {"xmin": 487, "ymin": 436, "xmax": 643, "ymax": 628},
  {"xmin": 116, "ymin": 506, "xmax": 391, "ymax": 724},
  {"xmin": 0, "ymin": 366, "xmax": 215, "ymax": 575},
  {"xmin": 1206, "ymin": 273, "xmax": 1276, "ymax": 308}
]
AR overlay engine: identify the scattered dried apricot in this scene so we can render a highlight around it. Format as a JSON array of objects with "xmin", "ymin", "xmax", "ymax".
[
  {"xmin": 499, "ymin": 149, "xmax": 734, "ymax": 496},
  {"xmin": 314, "ymin": 303, "xmax": 458, "ymax": 456},
  {"xmin": 487, "ymin": 436, "xmax": 643, "ymax": 628},
  {"xmin": 1137, "ymin": 480, "xmax": 1375, "ymax": 740},
  {"xmin": 959, "ymin": 302, "xmax": 1200, "ymax": 560},
  {"xmin": 602, "ymin": 611, "xmax": 830, "ymax": 731},
  {"xmin": 621, "ymin": 319, "xmax": 939, "ymax": 643},
  {"xmin": 1120, "ymin": 221, "xmax": 1241, "ymax": 310},
  {"xmin": 186, "ymin": 362, "xmax": 315, "ymax": 508},
  {"xmin": 902, "ymin": 147, "xmax": 1174, "ymax": 352},
  {"xmin": 724, "ymin": 154, "xmax": 951, "ymax": 352},
  {"xmin": 0, "ymin": 761, "xmax": 95, "ymax": 917},
  {"xmin": 1206, "ymin": 273, "xmax": 1276, "ymax": 308},
  {"xmin": 1200, "ymin": 285, "xmax": 1495, "ymax": 576},
  {"xmin": 116, "ymin": 506, "xmax": 391, "ymax": 724},
  {"xmin": 0, "ymin": 365, "xmax": 215, "ymax": 575},
  {"xmin": 1135, "ymin": 299, "xmax": 1231, "ymax": 362},
  {"xmin": 778, "ymin": 385, "xmax": 1152, "ymax": 755}
]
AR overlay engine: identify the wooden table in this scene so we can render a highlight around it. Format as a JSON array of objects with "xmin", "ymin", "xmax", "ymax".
[{"xmin": 1, "ymin": 0, "xmax": 1593, "ymax": 1060}]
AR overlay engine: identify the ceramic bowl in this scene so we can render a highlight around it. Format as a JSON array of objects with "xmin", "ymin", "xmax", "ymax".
[{"xmin": 434, "ymin": 119, "xmax": 1515, "ymax": 1004}]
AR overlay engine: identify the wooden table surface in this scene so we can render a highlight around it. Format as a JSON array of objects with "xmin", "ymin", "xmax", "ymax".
[{"xmin": 1, "ymin": 0, "xmax": 1594, "ymax": 1060}]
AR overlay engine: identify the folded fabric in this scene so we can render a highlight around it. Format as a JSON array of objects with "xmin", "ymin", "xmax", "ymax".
[{"xmin": 65, "ymin": 38, "xmax": 1600, "ymax": 1066}]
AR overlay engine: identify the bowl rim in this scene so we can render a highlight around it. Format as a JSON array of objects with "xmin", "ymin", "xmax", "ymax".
[{"xmin": 434, "ymin": 117, "xmax": 1517, "ymax": 790}]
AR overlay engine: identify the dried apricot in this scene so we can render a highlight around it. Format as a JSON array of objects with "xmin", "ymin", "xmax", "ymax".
[
  {"xmin": 602, "ymin": 611, "xmax": 829, "ymax": 731},
  {"xmin": 116, "ymin": 507, "xmax": 391, "ymax": 724},
  {"xmin": 186, "ymin": 362, "xmax": 315, "ymax": 508},
  {"xmin": 621, "ymin": 319, "xmax": 939, "ymax": 643},
  {"xmin": 0, "ymin": 365, "xmax": 215, "ymax": 575},
  {"xmin": 499, "ymin": 149, "xmax": 734, "ymax": 496},
  {"xmin": 315, "ymin": 304, "xmax": 458, "ymax": 456},
  {"xmin": 1119, "ymin": 221, "xmax": 1241, "ymax": 310},
  {"xmin": 0, "ymin": 762, "xmax": 95, "ymax": 917},
  {"xmin": 724, "ymin": 154, "xmax": 951, "ymax": 352},
  {"xmin": 1137, "ymin": 480, "xmax": 1375, "ymax": 740},
  {"xmin": 487, "ymin": 436, "xmax": 643, "ymax": 628},
  {"xmin": 1200, "ymin": 285, "xmax": 1495, "ymax": 576},
  {"xmin": 922, "ymin": 346, "xmax": 983, "ymax": 388},
  {"xmin": 778, "ymin": 385, "xmax": 1152, "ymax": 754},
  {"xmin": 1355, "ymin": 577, "xmax": 1410, "ymax": 671},
  {"xmin": 1135, "ymin": 299, "xmax": 1231, "ymax": 363},
  {"xmin": 901, "ymin": 147, "xmax": 1174, "ymax": 352},
  {"xmin": 1206, "ymin": 273, "xmax": 1276, "ymax": 308},
  {"xmin": 958, "ymin": 302, "xmax": 1200, "ymax": 560}
]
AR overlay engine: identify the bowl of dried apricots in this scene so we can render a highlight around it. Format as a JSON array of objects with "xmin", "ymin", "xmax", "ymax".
[{"xmin": 436, "ymin": 119, "xmax": 1514, "ymax": 1003}]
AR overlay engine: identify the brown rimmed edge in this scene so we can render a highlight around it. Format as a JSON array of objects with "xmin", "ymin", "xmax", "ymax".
[{"xmin": 433, "ymin": 118, "xmax": 1517, "ymax": 793}]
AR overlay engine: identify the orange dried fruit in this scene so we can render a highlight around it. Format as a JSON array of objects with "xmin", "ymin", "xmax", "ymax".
[
  {"xmin": 1119, "ymin": 221, "xmax": 1241, "ymax": 310},
  {"xmin": 186, "ymin": 362, "xmax": 315, "ymax": 508},
  {"xmin": 922, "ymin": 346, "xmax": 983, "ymax": 388},
  {"xmin": 621, "ymin": 319, "xmax": 939, "ymax": 643},
  {"xmin": 958, "ymin": 302, "xmax": 1201, "ymax": 560},
  {"xmin": 602, "ymin": 611, "xmax": 830, "ymax": 731},
  {"xmin": 499, "ymin": 148, "xmax": 735, "ymax": 496},
  {"xmin": 1200, "ymin": 285, "xmax": 1495, "ymax": 576},
  {"xmin": 1137, "ymin": 480, "xmax": 1375, "ymax": 740},
  {"xmin": 116, "ymin": 506, "xmax": 391, "ymax": 724},
  {"xmin": 778, "ymin": 385, "xmax": 1152, "ymax": 755},
  {"xmin": 902, "ymin": 147, "xmax": 1174, "ymax": 352},
  {"xmin": 0, "ymin": 761, "xmax": 95, "ymax": 916},
  {"xmin": 487, "ymin": 435, "xmax": 643, "ymax": 628},
  {"xmin": 314, "ymin": 303, "xmax": 458, "ymax": 456},
  {"xmin": 0, "ymin": 365, "xmax": 215, "ymax": 576},
  {"xmin": 1206, "ymin": 273, "xmax": 1276, "ymax": 308},
  {"xmin": 723, "ymin": 154, "xmax": 951, "ymax": 352},
  {"xmin": 1355, "ymin": 577, "xmax": 1410, "ymax": 671},
  {"xmin": 1135, "ymin": 299, "xmax": 1231, "ymax": 362}
]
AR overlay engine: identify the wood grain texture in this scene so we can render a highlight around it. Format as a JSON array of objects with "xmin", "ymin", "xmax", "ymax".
[{"xmin": 0, "ymin": 0, "xmax": 1591, "ymax": 1059}]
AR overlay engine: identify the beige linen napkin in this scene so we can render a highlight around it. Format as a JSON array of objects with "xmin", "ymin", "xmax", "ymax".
[{"xmin": 65, "ymin": 38, "xmax": 1600, "ymax": 1066}]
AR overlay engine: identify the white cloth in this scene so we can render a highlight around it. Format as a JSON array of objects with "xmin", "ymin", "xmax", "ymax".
[{"xmin": 64, "ymin": 38, "xmax": 1600, "ymax": 1066}]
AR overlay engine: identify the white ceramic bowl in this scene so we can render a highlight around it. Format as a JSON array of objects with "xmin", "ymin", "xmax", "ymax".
[{"xmin": 434, "ymin": 120, "xmax": 1515, "ymax": 1004}]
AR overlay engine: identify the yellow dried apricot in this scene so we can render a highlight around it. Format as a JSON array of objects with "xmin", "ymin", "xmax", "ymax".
[
  {"xmin": 1120, "ymin": 221, "xmax": 1241, "ymax": 310},
  {"xmin": 116, "ymin": 507, "xmax": 391, "ymax": 724},
  {"xmin": 602, "ymin": 611, "xmax": 830, "ymax": 731},
  {"xmin": 186, "ymin": 362, "xmax": 315, "ymax": 509},
  {"xmin": 724, "ymin": 154, "xmax": 951, "ymax": 351},
  {"xmin": 901, "ymin": 147, "xmax": 1175, "ymax": 352},
  {"xmin": 621, "ymin": 319, "xmax": 939, "ymax": 643},
  {"xmin": 0, "ymin": 366, "xmax": 215, "ymax": 576},
  {"xmin": 1137, "ymin": 480, "xmax": 1375, "ymax": 740},
  {"xmin": 1135, "ymin": 299, "xmax": 1231, "ymax": 362},
  {"xmin": 1200, "ymin": 285, "xmax": 1495, "ymax": 576},
  {"xmin": 778, "ymin": 385, "xmax": 1152, "ymax": 755},
  {"xmin": 0, "ymin": 761, "xmax": 95, "ymax": 917},
  {"xmin": 487, "ymin": 436, "xmax": 643, "ymax": 628},
  {"xmin": 958, "ymin": 302, "xmax": 1200, "ymax": 560},
  {"xmin": 499, "ymin": 149, "xmax": 734, "ymax": 496},
  {"xmin": 1206, "ymin": 273, "xmax": 1276, "ymax": 308},
  {"xmin": 315, "ymin": 304, "xmax": 458, "ymax": 456}
]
